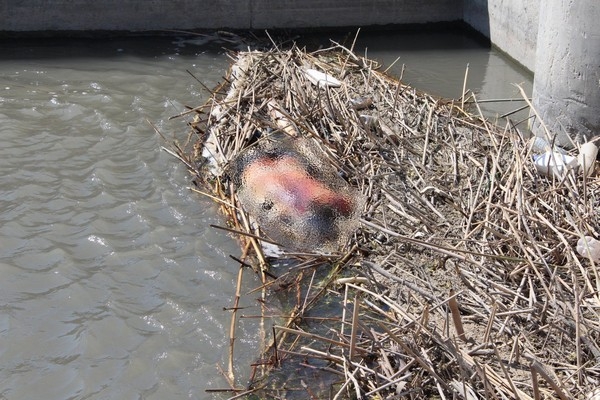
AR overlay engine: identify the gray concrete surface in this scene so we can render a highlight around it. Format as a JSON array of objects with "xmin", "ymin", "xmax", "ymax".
[
  {"xmin": 463, "ymin": 0, "xmax": 538, "ymax": 72},
  {"xmin": 251, "ymin": 0, "xmax": 462, "ymax": 29},
  {"xmin": 0, "ymin": 0, "xmax": 461, "ymax": 32},
  {"xmin": 0, "ymin": 1, "xmax": 251, "ymax": 31},
  {"xmin": 530, "ymin": 0, "xmax": 600, "ymax": 147}
]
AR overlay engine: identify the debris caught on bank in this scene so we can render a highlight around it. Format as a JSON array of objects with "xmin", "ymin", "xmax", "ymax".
[
  {"xmin": 230, "ymin": 135, "xmax": 362, "ymax": 253},
  {"xmin": 168, "ymin": 41, "xmax": 600, "ymax": 399},
  {"xmin": 533, "ymin": 151, "xmax": 578, "ymax": 178},
  {"xmin": 577, "ymin": 236, "xmax": 600, "ymax": 261}
]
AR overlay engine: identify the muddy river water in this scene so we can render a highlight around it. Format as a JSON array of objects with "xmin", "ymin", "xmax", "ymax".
[{"xmin": 0, "ymin": 29, "xmax": 531, "ymax": 399}]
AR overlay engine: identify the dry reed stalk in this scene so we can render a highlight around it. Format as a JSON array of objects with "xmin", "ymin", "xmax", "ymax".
[
  {"xmin": 529, "ymin": 360, "xmax": 571, "ymax": 400},
  {"xmin": 227, "ymin": 241, "xmax": 250, "ymax": 383},
  {"xmin": 274, "ymin": 325, "xmax": 354, "ymax": 350},
  {"xmin": 448, "ymin": 289, "xmax": 467, "ymax": 342},
  {"xmin": 348, "ymin": 290, "xmax": 361, "ymax": 360}
]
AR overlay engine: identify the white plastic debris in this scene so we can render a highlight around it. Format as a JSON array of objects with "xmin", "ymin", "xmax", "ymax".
[
  {"xmin": 576, "ymin": 236, "xmax": 600, "ymax": 261},
  {"xmin": 586, "ymin": 388, "xmax": 600, "ymax": 400},
  {"xmin": 578, "ymin": 141, "xmax": 598, "ymax": 177},
  {"xmin": 530, "ymin": 136, "xmax": 567, "ymax": 154},
  {"xmin": 350, "ymin": 97, "xmax": 373, "ymax": 110},
  {"xmin": 359, "ymin": 114, "xmax": 377, "ymax": 127},
  {"xmin": 533, "ymin": 151, "xmax": 578, "ymax": 178},
  {"xmin": 305, "ymin": 69, "xmax": 342, "ymax": 88}
]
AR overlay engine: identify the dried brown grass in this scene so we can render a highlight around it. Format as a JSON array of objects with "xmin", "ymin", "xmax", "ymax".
[{"xmin": 169, "ymin": 43, "xmax": 600, "ymax": 399}]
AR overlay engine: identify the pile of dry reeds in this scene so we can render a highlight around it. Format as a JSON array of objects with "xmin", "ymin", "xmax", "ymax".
[{"xmin": 167, "ymin": 41, "xmax": 600, "ymax": 399}]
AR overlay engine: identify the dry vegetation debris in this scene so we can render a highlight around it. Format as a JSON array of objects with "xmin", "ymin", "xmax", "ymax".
[{"xmin": 168, "ymin": 42, "xmax": 600, "ymax": 399}]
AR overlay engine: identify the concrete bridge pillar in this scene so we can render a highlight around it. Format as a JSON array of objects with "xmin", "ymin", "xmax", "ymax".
[{"xmin": 531, "ymin": 0, "xmax": 600, "ymax": 148}]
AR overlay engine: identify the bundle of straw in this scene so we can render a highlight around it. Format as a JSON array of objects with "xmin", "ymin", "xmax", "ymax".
[{"xmin": 169, "ymin": 42, "xmax": 600, "ymax": 399}]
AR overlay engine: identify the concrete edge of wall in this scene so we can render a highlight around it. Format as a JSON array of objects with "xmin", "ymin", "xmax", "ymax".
[
  {"xmin": 0, "ymin": 0, "xmax": 462, "ymax": 32},
  {"xmin": 0, "ymin": 20, "xmax": 467, "ymax": 39}
]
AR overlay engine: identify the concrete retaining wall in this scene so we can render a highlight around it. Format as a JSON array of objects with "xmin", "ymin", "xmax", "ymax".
[
  {"xmin": 0, "ymin": 1, "xmax": 462, "ymax": 32},
  {"xmin": 463, "ymin": 0, "xmax": 539, "ymax": 72},
  {"xmin": 531, "ymin": 0, "xmax": 600, "ymax": 146},
  {"xmin": 251, "ymin": 0, "xmax": 462, "ymax": 29},
  {"xmin": 0, "ymin": 1, "xmax": 251, "ymax": 31}
]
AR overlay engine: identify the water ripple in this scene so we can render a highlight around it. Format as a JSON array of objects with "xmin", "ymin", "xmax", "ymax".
[{"xmin": 0, "ymin": 37, "xmax": 253, "ymax": 399}]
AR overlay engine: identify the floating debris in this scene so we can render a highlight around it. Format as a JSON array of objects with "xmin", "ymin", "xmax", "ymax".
[{"xmin": 168, "ymin": 42, "xmax": 600, "ymax": 400}]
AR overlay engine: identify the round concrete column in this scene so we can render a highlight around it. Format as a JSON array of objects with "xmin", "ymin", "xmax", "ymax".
[{"xmin": 531, "ymin": 0, "xmax": 600, "ymax": 148}]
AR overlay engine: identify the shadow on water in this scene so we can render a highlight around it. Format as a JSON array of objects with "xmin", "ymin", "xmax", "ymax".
[{"xmin": 0, "ymin": 35, "xmax": 231, "ymax": 60}]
